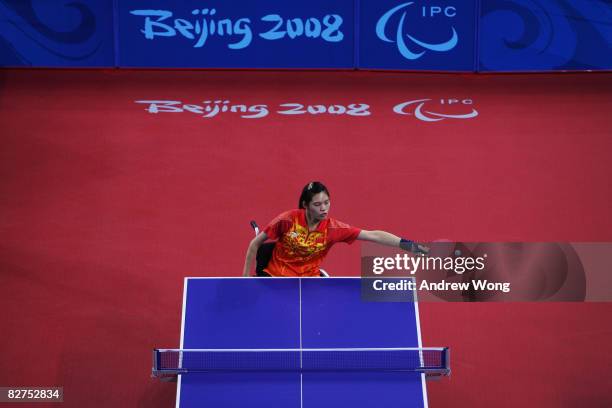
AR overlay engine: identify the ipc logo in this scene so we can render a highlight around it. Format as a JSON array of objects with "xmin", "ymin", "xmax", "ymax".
[
  {"xmin": 394, "ymin": 99, "xmax": 478, "ymax": 122},
  {"xmin": 376, "ymin": 2, "xmax": 458, "ymax": 60}
]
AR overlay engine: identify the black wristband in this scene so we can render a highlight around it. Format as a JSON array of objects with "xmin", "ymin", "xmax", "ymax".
[{"xmin": 399, "ymin": 238, "xmax": 414, "ymax": 252}]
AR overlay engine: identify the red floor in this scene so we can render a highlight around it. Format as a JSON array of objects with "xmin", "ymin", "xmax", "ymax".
[{"xmin": 1, "ymin": 69, "xmax": 611, "ymax": 407}]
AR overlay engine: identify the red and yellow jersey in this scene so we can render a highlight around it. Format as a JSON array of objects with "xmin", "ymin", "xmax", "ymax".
[{"xmin": 263, "ymin": 209, "xmax": 361, "ymax": 277}]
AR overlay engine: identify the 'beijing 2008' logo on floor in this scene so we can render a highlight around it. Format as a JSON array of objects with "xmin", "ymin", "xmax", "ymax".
[
  {"xmin": 135, "ymin": 98, "xmax": 478, "ymax": 122},
  {"xmin": 376, "ymin": 2, "xmax": 458, "ymax": 60}
]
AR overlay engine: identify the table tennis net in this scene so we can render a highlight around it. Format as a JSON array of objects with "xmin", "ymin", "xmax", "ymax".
[{"xmin": 153, "ymin": 348, "xmax": 450, "ymax": 376}]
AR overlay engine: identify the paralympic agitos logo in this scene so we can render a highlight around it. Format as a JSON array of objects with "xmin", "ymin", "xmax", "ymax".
[
  {"xmin": 394, "ymin": 98, "xmax": 478, "ymax": 122},
  {"xmin": 376, "ymin": 2, "xmax": 458, "ymax": 60}
]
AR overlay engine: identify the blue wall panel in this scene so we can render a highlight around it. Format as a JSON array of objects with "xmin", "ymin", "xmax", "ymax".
[
  {"xmin": 359, "ymin": 0, "xmax": 478, "ymax": 71},
  {"xmin": 0, "ymin": 0, "xmax": 114, "ymax": 67},
  {"xmin": 479, "ymin": 0, "xmax": 612, "ymax": 71},
  {"xmin": 0, "ymin": 0, "xmax": 610, "ymax": 71},
  {"xmin": 117, "ymin": 0, "xmax": 354, "ymax": 68}
]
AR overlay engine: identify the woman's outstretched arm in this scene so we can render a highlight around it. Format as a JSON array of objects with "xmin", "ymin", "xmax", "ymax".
[{"xmin": 357, "ymin": 230, "xmax": 429, "ymax": 254}]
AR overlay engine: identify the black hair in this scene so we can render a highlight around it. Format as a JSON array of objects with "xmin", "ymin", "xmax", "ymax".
[{"xmin": 298, "ymin": 181, "xmax": 330, "ymax": 209}]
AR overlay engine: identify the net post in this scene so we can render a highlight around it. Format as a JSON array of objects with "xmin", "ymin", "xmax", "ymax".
[
  {"xmin": 443, "ymin": 347, "xmax": 451, "ymax": 376},
  {"xmin": 151, "ymin": 349, "xmax": 160, "ymax": 377}
]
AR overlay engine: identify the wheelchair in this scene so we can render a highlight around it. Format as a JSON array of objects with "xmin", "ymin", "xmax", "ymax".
[{"xmin": 250, "ymin": 221, "xmax": 329, "ymax": 277}]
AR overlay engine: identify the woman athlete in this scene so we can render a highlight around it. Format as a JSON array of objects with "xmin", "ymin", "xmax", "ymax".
[{"xmin": 243, "ymin": 182, "xmax": 428, "ymax": 277}]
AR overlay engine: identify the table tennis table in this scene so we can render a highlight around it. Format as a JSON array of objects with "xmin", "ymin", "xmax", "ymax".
[{"xmin": 163, "ymin": 277, "xmax": 444, "ymax": 408}]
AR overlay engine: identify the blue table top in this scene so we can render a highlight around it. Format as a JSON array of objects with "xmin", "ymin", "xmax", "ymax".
[{"xmin": 177, "ymin": 277, "xmax": 428, "ymax": 408}]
